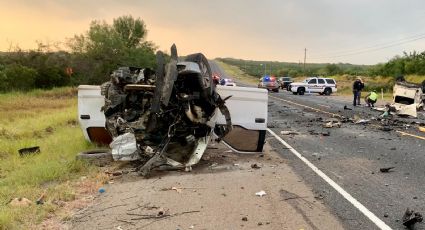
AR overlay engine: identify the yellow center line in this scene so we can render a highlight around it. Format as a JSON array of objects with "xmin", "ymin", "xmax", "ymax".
[
  {"xmin": 269, "ymin": 95, "xmax": 425, "ymax": 141},
  {"xmin": 396, "ymin": 131, "xmax": 425, "ymax": 140}
]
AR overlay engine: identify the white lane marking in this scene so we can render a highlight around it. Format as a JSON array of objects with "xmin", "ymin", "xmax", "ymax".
[{"xmin": 267, "ymin": 128, "xmax": 392, "ymax": 230}]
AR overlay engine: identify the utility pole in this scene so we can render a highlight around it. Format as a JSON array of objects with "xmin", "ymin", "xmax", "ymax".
[
  {"xmin": 270, "ymin": 62, "xmax": 272, "ymax": 76},
  {"xmin": 303, "ymin": 48, "xmax": 307, "ymax": 75}
]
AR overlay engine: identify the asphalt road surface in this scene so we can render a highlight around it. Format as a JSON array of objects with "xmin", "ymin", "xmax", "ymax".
[{"xmin": 210, "ymin": 60, "xmax": 425, "ymax": 230}]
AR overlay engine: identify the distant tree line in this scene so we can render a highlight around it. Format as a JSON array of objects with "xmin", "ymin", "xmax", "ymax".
[
  {"xmin": 218, "ymin": 51, "xmax": 425, "ymax": 79},
  {"xmin": 0, "ymin": 15, "xmax": 156, "ymax": 92},
  {"xmin": 216, "ymin": 58, "xmax": 372, "ymax": 78},
  {"xmin": 371, "ymin": 51, "xmax": 425, "ymax": 77}
]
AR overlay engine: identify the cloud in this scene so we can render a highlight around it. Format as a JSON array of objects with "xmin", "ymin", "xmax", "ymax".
[{"xmin": 1, "ymin": 0, "xmax": 425, "ymax": 64}]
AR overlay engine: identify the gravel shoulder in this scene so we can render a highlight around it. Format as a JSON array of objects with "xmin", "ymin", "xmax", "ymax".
[{"xmin": 69, "ymin": 143, "xmax": 344, "ymax": 230}]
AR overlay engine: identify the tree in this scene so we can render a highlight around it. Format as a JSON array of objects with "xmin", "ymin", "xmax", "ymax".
[
  {"xmin": 324, "ymin": 64, "xmax": 341, "ymax": 75},
  {"xmin": 113, "ymin": 15, "xmax": 146, "ymax": 48},
  {"xmin": 2, "ymin": 64, "xmax": 38, "ymax": 91},
  {"xmin": 68, "ymin": 15, "xmax": 156, "ymax": 84}
]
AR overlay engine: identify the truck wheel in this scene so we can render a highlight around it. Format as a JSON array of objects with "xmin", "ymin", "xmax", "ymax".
[
  {"xmin": 297, "ymin": 87, "xmax": 305, "ymax": 95},
  {"xmin": 324, "ymin": 88, "xmax": 332, "ymax": 96},
  {"xmin": 185, "ymin": 53, "xmax": 213, "ymax": 90}
]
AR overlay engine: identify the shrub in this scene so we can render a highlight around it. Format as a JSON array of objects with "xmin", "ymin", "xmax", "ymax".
[{"xmin": 1, "ymin": 64, "xmax": 38, "ymax": 91}]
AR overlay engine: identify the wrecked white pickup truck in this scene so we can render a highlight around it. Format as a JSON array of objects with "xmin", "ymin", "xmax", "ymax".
[
  {"xmin": 391, "ymin": 79, "xmax": 425, "ymax": 117},
  {"xmin": 78, "ymin": 45, "xmax": 268, "ymax": 176}
]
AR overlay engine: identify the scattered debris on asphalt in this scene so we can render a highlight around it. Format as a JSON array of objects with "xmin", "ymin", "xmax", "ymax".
[
  {"xmin": 343, "ymin": 105, "xmax": 352, "ymax": 110},
  {"xmin": 323, "ymin": 122, "xmax": 333, "ymax": 128},
  {"xmin": 355, "ymin": 119, "xmax": 370, "ymax": 124},
  {"xmin": 242, "ymin": 217, "xmax": 248, "ymax": 221},
  {"xmin": 323, "ymin": 119, "xmax": 342, "ymax": 128},
  {"xmin": 402, "ymin": 208, "xmax": 423, "ymax": 227},
  {"xmin": 98, "ymin": 188, "xmax": 106, "ymax": 193},
  {"xmin": 171, "ymin": 187, "xmax": 182, "ymax": 193},
  {"xmin": 321, "ymin": 131, "xmax": 331, "ymax": 136},
  {"xmin": 251, "ymin": 163, "xmax": 261, "ymax": 169},
  {"xmin": 255, "ymin": 190, "xmax": 267, "ymax": 197},
  {"xmin": 379, "ymin": 126, "xmax": 393, "ymax": 131},
  {"xmin": 419, "ymin": 126, "xmax": 425, "ymax": 132},
  {"xmin": 18, "ymin": 146, "xmax": 40, "ymax": 156},
  {"xmin": 379, "ymin": 166, "xmax": 395, "ymax": 173},
  {"xmin": 280, "ymin": 130, "xmax": 298, "ymax": 135}
]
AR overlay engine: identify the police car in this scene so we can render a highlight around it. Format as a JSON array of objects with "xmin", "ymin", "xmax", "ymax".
[
  {"xmin": 258, "ymin": 75, "xmax": 279, "ymax": 92},
  {"xmin": 289, "ymin": 77, "xmax": 337, "ymax": 95}
]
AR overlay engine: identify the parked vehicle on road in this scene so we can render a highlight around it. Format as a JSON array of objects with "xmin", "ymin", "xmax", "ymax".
[
  {"xmin": 220, "ymin": 78, "xmax": 236, "ymax": 86},
  {"xmin": 258, "ymin": 75, "xmax": 279, "ymax": 92},
  {"xmin": 212, "ymin": 72, "xmax": 221, "ymax": 85},
  {"xmin": 278, "ymin": 77, "xmax": 293, "ymax": 90},
  {"xmin": 290, "ymin": 77, "xmax": 337, "ymax": 95}
]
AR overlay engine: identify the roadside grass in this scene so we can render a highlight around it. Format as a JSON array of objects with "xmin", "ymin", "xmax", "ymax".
[
  {"xmin": 215, "ymin": 60, "xmax": 259, "ymax": 85},
  {"xmin": 405, "ymin": 75, "xmax": 425, "ymax": 84},
  {"xmin": 0, "ymin": 87, "xmax": 100, "ymax": 229}
]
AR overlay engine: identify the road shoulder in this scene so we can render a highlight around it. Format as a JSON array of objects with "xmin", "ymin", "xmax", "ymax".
[{"xmin": 69, "ymin": 142, "xmax": 344, "ymax": 230}]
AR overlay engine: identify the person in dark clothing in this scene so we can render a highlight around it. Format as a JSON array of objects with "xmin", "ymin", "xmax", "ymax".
[{"xmin": 352, "ymin": 78, "xmax": 364, "ymax": 106}]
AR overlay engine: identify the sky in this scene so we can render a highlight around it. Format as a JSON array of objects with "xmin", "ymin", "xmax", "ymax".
[{"xmin": 0, "ymin": 0, "xmax": 425, "ymax": 65}]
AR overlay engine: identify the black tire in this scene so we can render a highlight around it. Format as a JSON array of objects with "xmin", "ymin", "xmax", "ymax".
[
  {"xmin": 297, "ymin": 87, "xmax": 305, "ymax": 95},
  {"xmin": 287, "ymin": 85, "xmax": 291, "ymax": 91},
  {"xmin": 76, "ymin": 149, "xmax": 113, "ymax": 166},
  {"xmin": 324, "ymin": 88, "xmax": 332, "ymax": 96},
  {"xmin": 185, "ymin": 53, "xmax": 213, "ymax": 90}
]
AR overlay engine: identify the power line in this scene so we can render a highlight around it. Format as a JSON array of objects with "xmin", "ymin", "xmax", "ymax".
[{"xmin": 310, "ymin": 32, "xmax": 425, "ymax": 60}]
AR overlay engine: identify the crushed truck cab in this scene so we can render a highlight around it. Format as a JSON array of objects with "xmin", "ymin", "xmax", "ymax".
[{"xmin": 77, "ymin": 46, "xmax": 267, "ymax": 176}]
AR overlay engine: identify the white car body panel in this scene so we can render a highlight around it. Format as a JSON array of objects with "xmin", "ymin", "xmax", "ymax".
[{"xmin": 77, "ymin": 85, "xmax": 268, "ymax": 152}]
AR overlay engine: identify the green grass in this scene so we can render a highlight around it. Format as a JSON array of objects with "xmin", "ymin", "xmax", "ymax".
[
  {"xmin": 405, "ymin": 75, "xmax": 425, "ymax": 84},
  {"xmin": 215, "ymin": 60, "xmax": 259, "ymax": 85},
  {"xmin": 0, "ymin": 87, "xmax": 99, "ymax": 229}
]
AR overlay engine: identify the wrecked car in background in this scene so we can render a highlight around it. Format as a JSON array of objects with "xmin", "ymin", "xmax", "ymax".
[
  {"xmin": 391, "ymin": 79, "xmax": 425, "ymax": 117},
  {"xmin": 78, "ymin": 45, "xmax": 268, "ymax": 176}
]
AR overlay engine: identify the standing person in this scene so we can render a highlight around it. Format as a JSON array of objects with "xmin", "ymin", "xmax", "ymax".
[
  {"xmin": 352, "ymin": 77, "xmax": 364, "ymax": 106},
  {"xmin": 364, "ymin": 90, "xmax": 378, "ymax": 107}
]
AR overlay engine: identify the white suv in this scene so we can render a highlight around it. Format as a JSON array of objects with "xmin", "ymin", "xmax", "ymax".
[{"xmin": 290, "ymin": 77, "xmax": 337, "ymax": 95}]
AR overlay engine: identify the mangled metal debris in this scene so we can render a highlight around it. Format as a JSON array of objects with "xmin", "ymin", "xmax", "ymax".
[
  {"xmin": 375, "ymin": 79, "xmax": 425, "ymax": 118},
  {"xmin": 100, "ymin": 45, "xmax": 232, "ymax": 176},
  {"xmin": 402, "ymin": 208, "xmax": 423, "ymax": 227}
]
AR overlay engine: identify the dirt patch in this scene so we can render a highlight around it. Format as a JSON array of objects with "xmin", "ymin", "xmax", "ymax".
[{"xmin": 68, "ymin": 143, "xmax": 344, "ymax": 230}]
